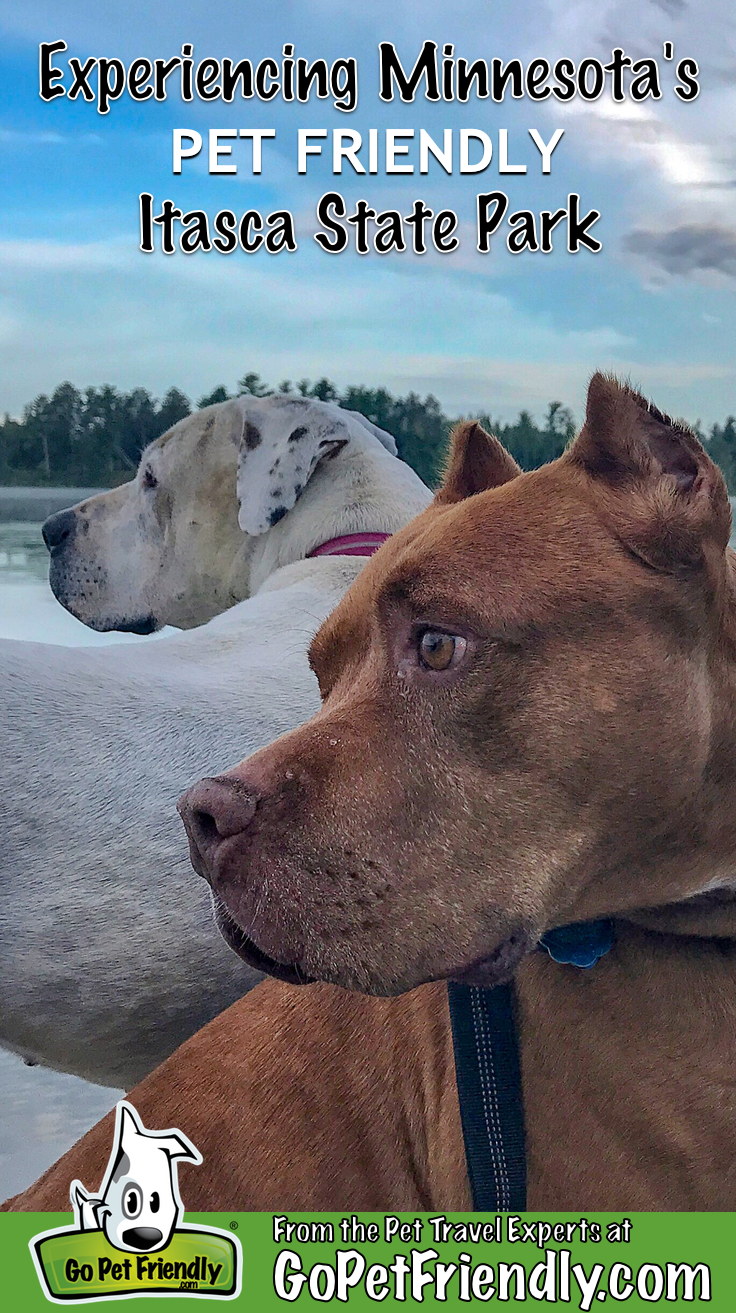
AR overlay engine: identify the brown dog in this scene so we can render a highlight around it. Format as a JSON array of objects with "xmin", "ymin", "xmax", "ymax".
[{"xmin": 8, "ymin": 374, "xmax": 736, "ymax": 1211}]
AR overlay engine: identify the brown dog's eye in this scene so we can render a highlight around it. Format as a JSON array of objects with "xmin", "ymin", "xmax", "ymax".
[
  {"xmin": 418, "ymin": 630, "xmax": 466, "ymax": 671},
  {"xmin": 142, "ymin": 466, "xmax": 158, "ymax": 491}
]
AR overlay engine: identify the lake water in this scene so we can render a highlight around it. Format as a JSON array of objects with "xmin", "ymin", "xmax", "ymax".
[
  {"xmin": 2, "ymin": 494, "xmax": 736, "ymax": 1202},
  {"xmin": 0, "ymin": 500, "xmax": 171, "ymax": 1202}
]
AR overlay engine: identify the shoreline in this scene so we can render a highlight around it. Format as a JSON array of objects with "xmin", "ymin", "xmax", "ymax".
[{"xmin": 0, "ymin": 488, "xmax": 106, "ymax": 522}]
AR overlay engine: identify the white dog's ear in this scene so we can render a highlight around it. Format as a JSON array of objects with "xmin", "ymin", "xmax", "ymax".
[
  {"xmin": 71, "ymin": 1181, "xmax": 91, "ymax": 1220},
  {"xmin": 236, "ymin": 401, "xmax": 356, "ymax": 537},
  {"xmin": 343, "ymin": 409, "xmax": 397, "ymax": 455},
  {"xmin": 71, "ymin": 1181, "xmax": 106, "ymax": 1231},
  {"xmin": 156, "ymin": 1132, "xmax": 202, "ymax": 1164},
  {"xmin": 119, "ymin": 1104, "xmax": 144, "ymax": 1152},
  {"xmin": 117, "ymin": 1100, "xmax": 201, "ymax": 1164}
]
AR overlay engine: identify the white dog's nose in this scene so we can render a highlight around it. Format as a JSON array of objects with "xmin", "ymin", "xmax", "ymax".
[{"xmin": 42, "ymin": 508, "xmax": 77, "ymax": 554}]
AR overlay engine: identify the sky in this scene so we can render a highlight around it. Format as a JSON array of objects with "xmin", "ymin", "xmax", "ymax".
[{"xmin": 1, "ymin": 0, "xmax": 735, "ymax": 427}]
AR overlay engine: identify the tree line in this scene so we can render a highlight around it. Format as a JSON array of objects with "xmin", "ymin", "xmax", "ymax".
[{"xmin": 2, "ymin": 373, "xmax": 735, "ymax": 493}]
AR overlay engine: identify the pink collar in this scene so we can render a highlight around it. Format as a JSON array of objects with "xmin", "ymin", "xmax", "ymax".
[{"xmin": 308, "ymin": 532, "xmax": 391, "ymax": 559}]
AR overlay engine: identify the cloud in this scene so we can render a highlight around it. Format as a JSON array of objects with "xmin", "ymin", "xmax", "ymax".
[
  {"xmin": 624, "ymin": 222, "xmax": 736, "ymax": 277},
  {"xmin": 0, "ymin": 239, "xmax": 124, "ymax": 271},
  {"xmin": 540, "ymin": 0, "xmax": 736, "ymax": 214},
  {"xmin": 0, "ymin": 128, "xmax": 102, "ymax": 146},
  {"xmin": 0, "ymin": 228, "xmax": 733, "ymax": 428},
  {"xmin": 553, "ymin": 98, "xmax": 732, "ymax": 191},
  {"xmin": 0, "ymin": 234, "xmax": 637, "ymax": 422},
  {"xmin": 0, "ymin": 300, "xmax": 21, "ymax": 344}
]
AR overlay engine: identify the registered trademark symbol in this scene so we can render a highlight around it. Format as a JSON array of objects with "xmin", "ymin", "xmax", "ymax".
[{"xmin": 230, "ymin": 1220, "xmax": 239, "ymax": 1230}]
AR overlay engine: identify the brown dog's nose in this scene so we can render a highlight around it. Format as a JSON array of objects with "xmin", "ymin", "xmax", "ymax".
[{"xmin": 177, "ymin": 777, "xmax": 257, "ymax": 882}]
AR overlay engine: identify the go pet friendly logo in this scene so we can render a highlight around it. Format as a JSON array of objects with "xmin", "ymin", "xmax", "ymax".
[{"xmin": 30, "ymin": 1101, "xmax": 241, "ymax": 1302}]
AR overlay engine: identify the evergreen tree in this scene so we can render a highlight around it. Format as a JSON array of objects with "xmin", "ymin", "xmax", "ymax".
[
  {"xmin": 709, "ymin": 418, "xmax": 736, "ymax": 491},
  {"xmin": 238, "ymin": 372, "xmax": 269, "ymax": 396},
  {"xmin": 158, "ymin": 387, "xmax": 191, "ymax": 433},
  {"xmin": 197, "ymin": 385, "xmax": 230, "ymax": 408}
]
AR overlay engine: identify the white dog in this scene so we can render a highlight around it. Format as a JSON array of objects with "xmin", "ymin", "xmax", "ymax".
[
  {"xmin": 1, "ymin": 396, "xmax": 431, "ymax": 1088},
  {"xmin": 72, "ymin": 1102, "xmax": 200, "ymax": 1253},
  {"xmin": 42, "ymin": 394, "xmax": 410, "ymax": 633}
]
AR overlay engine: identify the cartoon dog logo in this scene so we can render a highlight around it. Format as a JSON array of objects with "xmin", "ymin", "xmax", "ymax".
[
  {"xmin": 70, "ymin": 1101, "xmax": 201, "ymax": 1254},
  {"xmin": 31, "ymin": 1101, "xmax": 240, "ymax": 1303}
]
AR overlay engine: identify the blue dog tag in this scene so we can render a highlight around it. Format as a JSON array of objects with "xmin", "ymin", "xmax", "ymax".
[{"xmin": 539, "ymin": 919, "xmax": 613, "ymax": 969}]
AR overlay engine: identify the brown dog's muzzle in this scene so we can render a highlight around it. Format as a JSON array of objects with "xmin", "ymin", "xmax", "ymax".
[
  {"xmin": 177, "ymin": 777, "xmax": 257, "ymax": 882},
  {"xmin": 177, "ymin": 772, "xmax": 317, "ymax": 986}
]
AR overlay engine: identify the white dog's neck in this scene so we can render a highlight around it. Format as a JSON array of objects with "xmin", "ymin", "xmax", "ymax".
[{"xmin": 245, "ymin": 437, "xmax": 431, "ymax": 597}]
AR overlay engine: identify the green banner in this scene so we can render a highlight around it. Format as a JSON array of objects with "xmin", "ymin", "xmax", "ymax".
[
  {"xmin": 1, "ymin": 1212, "xmax": 734, "ymax": 1308},
  {"xmin": 32, "ymin": 1224, "xmax": 239, "ymax": 1300}
]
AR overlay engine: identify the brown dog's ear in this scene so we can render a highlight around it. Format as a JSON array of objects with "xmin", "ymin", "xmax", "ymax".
[
  {"xmin": 573, "ymin": 373, "xmax": 706, "ymax": 491},
  {"xmin": 568, "ymin": 374, "xmax": 731, "ymax": 571},
  {"xmin": 435, "ymin": 421, "xmax": 522, "ymax": 505}
]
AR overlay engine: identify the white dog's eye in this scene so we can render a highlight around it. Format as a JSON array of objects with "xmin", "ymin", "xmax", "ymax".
[
  {"xmin": 142, "ymin": 466, "xmax": 158, "ymax": 491},
  {"xmin": 122, "ymin": 1184, "xmax": 143, "ymax": 1219}
]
